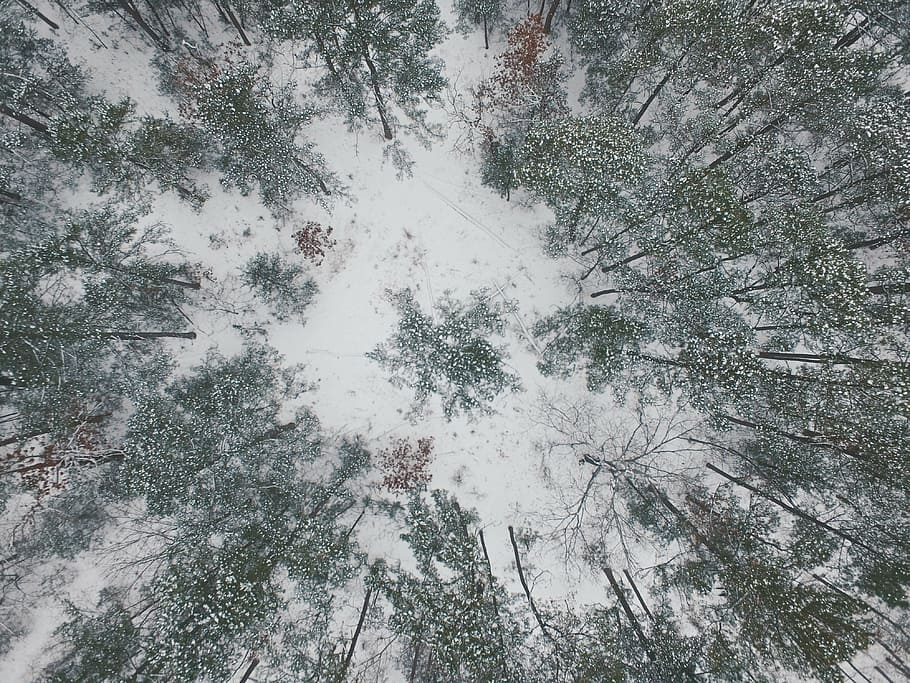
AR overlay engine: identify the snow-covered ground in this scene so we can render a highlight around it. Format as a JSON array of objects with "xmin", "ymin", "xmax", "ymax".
[{"xmin": 1, "ymin": 8, "xmax": 628, "ymax": 679}]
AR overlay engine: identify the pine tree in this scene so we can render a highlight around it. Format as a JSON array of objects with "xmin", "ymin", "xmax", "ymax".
[
  {"xmin": 261, "ymin": 0, "xmax": 446, "ymax": 139},
  {"xmin": 368, "ymin": 288, "xmax": 522, "ymax": 419}
]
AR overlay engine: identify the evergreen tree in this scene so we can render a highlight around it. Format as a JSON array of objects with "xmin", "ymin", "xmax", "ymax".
[
  {"xmin": 0, "ymin": 203, "xmax": 197, "ymax": 448},
  {"xmin": 41, "ymin": 344, "xmax": 369, "ymax": 681},
  {"xmin": 261, "ymin": 0, "xmax": 447, "ymax": 139},
  {"xmin": 373, "ymin": 490, "xmax": 528, "ymax": 682},
  {"xmin": 453, "ymin": 0, "xmax": 505, "ymax": 49},
  {"xmin": 184, "ymin": 60, "xmax": 332, "ymax": 217},
  {"xmin": 241, "ymin": 251, "xmax": 318, "ymax": 321},
  {"xmin": 368, "ymin": 288, "xmax": 522, "ymax": 419}
]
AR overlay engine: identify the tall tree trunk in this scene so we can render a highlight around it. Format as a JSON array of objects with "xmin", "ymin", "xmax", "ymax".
[
  {"xmin": 632, "ymin": 42, "xmax": 693, "ymax": 125},
  {"xmin": 99, "ymin": 330, "xmax": 197, "ymax": 340},
  {"xmin": 601, "ymin": 250, "xmax": 650, "ymax": 273},
  {"xmin": 708, "ymin": 111, "xmax": 789, "ymax": 169},
  {"xmin": 622, "ymin": 569, "xmax": 655, "ymax": 622},
  {"xmin": 117, "ymin": 0, "xmax": 168, "ymax": 48},
  {"xmin": 508, "ymin": 525, "xmax": 556, "ymax": 646},
  {"xmin": 338, "ymin": 587, "xmax": 372, "ymax": 681},
  {"xmin": 220, "ymin": 0, "xmax": 251, "ymax": 46},
  {"xmin": 603, "ymin": 567, "xmax": 653, "ymax": 656},
  {"xmin": 238, "ymin": 657, "xmax": 259, "ymax": 683},
  {"xmin": 757, "ymin": 350, "xmax": 892, "ymax": 367},
  {"xmin": 705, "ymin": 462, "xmax": 873, "ymax": 552},
  {"xmin": 361, "ymin": 48, "xmax": 393, "ymax": 139},
  {"xmin": 294, "ymin": 159, "xmax": 331, "ymax": 195},
  {"xmin": 0, "ymin": 104, "xmax": 49, "ymax": 134},
  {"xmin": 543, "ymin": 0, "xmax": 560, "ymax": 33},
  {"xmin": 483, "ymin": 14, "xmax": 489, "ymax": 50},
  {"xmin": 14, "ymin": 0, "xmax": 59, "ymax": 29}
]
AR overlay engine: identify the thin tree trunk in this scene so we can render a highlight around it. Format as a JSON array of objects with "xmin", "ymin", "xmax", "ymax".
[
  {"xmin": 603, "ymin": 567, "xmax": 652, "ymax": 657},
  {"xmin": 0, "ymin": 429, "xmax": 48, "ymax": 448},
  {"xmin": 622, "ymin": 569, "xmax": 655, "ymax": 622},
  {"xmin": 706, "ymin": 462, "xmax": 873, "ymax": 552},
  {"xmin": 142, "ymin": 0, "xmax": 171, "ymax": 38},
  {"xmin": 362, "ymin": 48, "xmax": 393, "ymax": 139},
  {"xmin": 0, "ymin": 104, "xmax": 49, "ymax": 135},
  {"xmin": 845, "ymin": 229, "xmax": 910, "ymax": 251},
  {"xmin": 221, "ymin": 1, "xmax": 251, "ymax": 46},
  {"xmin": 14, "ymin": 0, "xmax": 59, "ymax": 29},
  {"xmin": 407, "ymin": 640, "xmax": 422, "ymax": 683},
  {"xmin": 99, "ymin": 330, "xmax": 197, "ymax": 340},
  {"xmin": 834, "ymin": 18, "xmax": 870, "ymax": 49},
  {"xmin": 508, "ymin": 525, "xmax": 554, "ymax": 644},
  {"xmin": 632, "ymin": 42, "xmax": 693, "ymax": 125},
  {"xmin": 811, "ymin": 573, "xmax": 910, "ymax": 641},
  {"xmin": 601, "ymin": 250, "xmax": 650, "ymax": 273},
  {"xmin": 338, "ymin": 587, "xmax": 372, "ymax": 680},
  {"xmin": 867, "ymin": 281, "xmax": 910, "ymax": 296},
  {"xmin": 757, "ymin": 350, "xmax": 891, "ymax": 367},
  {"xmin": 483, "ymin": 14, "xmax": 489, "ymax": 50},
  {"xmin": 159, "ymin": 277, "xmax": 201, "ymax": 289},
  {"xmin": 708, "ymin": 111, "xmax": 789, "ymax": 169},
  {"xmin": 117, "ymin": 0, "xmax": 168, "ymax": 48},
  {"xmin": 294, "ymin": 159, "xmax": 331, "ymax": 195},
  {"xmin": 238, "ymin": 657, "xmax": 259, "ymax": 683},
  {"xmin": 543, "ymin": 0, "xmax": 560, "ymax": 33}
]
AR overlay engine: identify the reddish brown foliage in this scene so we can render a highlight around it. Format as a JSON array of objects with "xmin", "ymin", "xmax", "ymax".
[
  {"xmin": 2, "ymin": 421, "xmax": 118, "ymax": 499},
  {"xmin": 170, "ymin": 43, "xmax": 247, "ymax": 119},
  {"xmin": 293, "ymin": 222, "xmax": 336, "ymax": 265},
  {"xmin": 468, "ymin": 14, "xmax": 564, "ymax": 142},
  {"xmin": 380, "ymin": 437, "xmax": 435, "ymax": 492},
  {"xmin": 172, "ymin": 57, "xmax": 220, "ymax": 120},
  {"xmin": 495, "ymin": 14, "xmax": 550, "ymax": 94}
]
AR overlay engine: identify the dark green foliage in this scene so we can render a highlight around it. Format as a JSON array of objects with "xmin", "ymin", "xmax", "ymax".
[
  {"xmin": 480, "ymin": 133, "xmax": 519, "ymax": 199},
  {"xmin": 241, "ymin": 251, "xmax": 318, "ymax": 321},
  {"xmin": 261, "ymin": 0, "xmax": 446, "ymax": 139},
  {"xmin": 533, "ymin": 304, "xmax": 650, "ymax": 392},
  {"xmin": 191, "ymin": 61, "xmax": 332, "ymax": 216},
  {"xmin": 0, "ymin": 203, "xmax": 195, "ymax": 444},
  {"xmin": 368, "ymin": 289, "xmax": 521, "ymax": 419},
  {"xmin": 373, "ymin": 490, "xmax": 526, "ymax": 682},
  {"xmin": 0, "ymin": 9, "xmax": 208, "ymax": 204},
  {"xmin": 43, "ymin": 590, "xmax": 139, "ymax": 683},
  {"xmin": 41, "ymin": 345, "xmax": 368, "ymax": 681}
]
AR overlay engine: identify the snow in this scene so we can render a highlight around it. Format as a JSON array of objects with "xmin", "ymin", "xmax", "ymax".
[{"xmin": 0, "ymin": 5, "xmax": 624, "ymax": 679}]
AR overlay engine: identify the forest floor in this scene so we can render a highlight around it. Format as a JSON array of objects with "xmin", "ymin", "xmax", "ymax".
[{"xmin": 2, "ymin": 8, "xmax": 631, "ymax": 680}]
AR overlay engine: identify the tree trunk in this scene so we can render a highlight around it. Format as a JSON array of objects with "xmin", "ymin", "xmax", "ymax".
[
  {"xmin": 601, "ymin": 250, "xmax": 650, "ymax": 273},
  {"xmin": 14, "ymin": 0, "xmax": 60, "ymax": 29},
  {"xmin": 757, "ymin": 350, "xmax": 891, "ymax": 367},
  {"xmin": 99, "ymin": 330, "xmax": 197, "ymax": 340},
  {"xmin": 362, "ymin": 48, "xmax": 393, "ymax": 139},
  {"xmin": 238, "ymin": 657, "xmax": 259, "ymax": 683},
  {"xmin": 220, "ymin": 0, "xmax": 251, "ymax": 46},
  {"xmin": 622, "ymin": 569, "xmax": 655, "ymax": 622},
  {"xmin": 294, "ymin": 159, "xmax": 331, "ymax": 195},
  {"xmin": 845, "ymin": 229, "xmax": 910, "ymax": 251},
  {"xmin": 508, "ymin": 525, "xmax": 555, "ymax": 645},
  {"xmin": 0, "ymin": 104, "xmax": 49, "ymax": 135},
  {"xmin": 117, "ymin": 0, "xmax": 168, "ymax": 48},
  {"xmin": 705, "ymin": 462, "xmax": 873, "ymax": 552},
  {"xmin": 483, "ymin": 14, "xmax": 489, "ymax": 50},
  {"xmin": 708, "ymin": 111, "xmax": 789, "ymax": 169},
  {"xmin": 0, "ymin": 429, "xmax": 48, "ymax": 448},
  {"xmin": 632, "ymin": 42, "xmax": 693, "ymax": 125},
  {"xmin": 603, "ymin": 567, "xmax": 653, "ymax": 657},
  {"xmin": 338, "ymin": 587, "xmax": 372, "ymax": 680},
  {"xmin": 543, "ymin": 0, "xmax": 560, "ymax": 33}
]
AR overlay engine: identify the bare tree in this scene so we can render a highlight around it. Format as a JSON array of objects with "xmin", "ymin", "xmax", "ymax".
[{"xmin": 530, "ymin": 391, "xmax": 701, "ymax": 566}]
